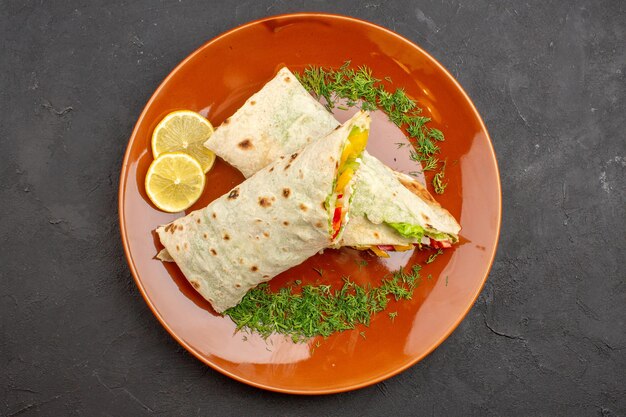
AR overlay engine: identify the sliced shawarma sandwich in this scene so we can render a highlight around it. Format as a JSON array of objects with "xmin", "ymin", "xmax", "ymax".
[
  {"xmin": 205, "ymin": 67, "xmax": 340, "ymax": 178},
  {"xmin": 156, "ymin": 111, "xmax": 371, "ymax": 313},
  {"xmin": 203, "ymin": 67, "xmax": 461, "ymax": 256},
  {"xmin": 336, "ymin": 152, "xmax": 459, "ymax": 257}
]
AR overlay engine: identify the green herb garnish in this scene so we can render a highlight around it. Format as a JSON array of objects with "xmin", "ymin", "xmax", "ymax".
[
  {"xmin": 225, "ymin": 265, "xmax": 422, "ymax": 342},
  {"xmin": 432, "ymin": 159, "xmax": 447, "ymax": 194},
  {"xmin": 426, "ymin": 249, "xmax": 444, "ymax": 264},
  {"xmin": 355, "ymin": 259, "xmax": 368, "ymax": 271},
  {"xmin": 296, "ymin": 62, "xmax": 447, "ymax": 190},
  {"xmin": 388, "ymin": 312, "xmax": 398, "ymax": 322},
  {"xmin": 411, "ymin": 152, "xmax": 438, "ymax": 172}
]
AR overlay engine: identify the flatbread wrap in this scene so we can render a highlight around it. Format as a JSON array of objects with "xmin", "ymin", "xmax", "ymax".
[
  {"xmin": 203, "ymin": 67, "xmax": 460, "ymax": 254},
  {"xmin": 204, "ymin": 67, "xmax": 340, "ymax": 178},
  {"xmin": 337, "ymin": 152, "xmax": 460, "ymax": 255},
  {"xmin": 157, "ymin": 111, "xmax": 371, "ymax": 313}
]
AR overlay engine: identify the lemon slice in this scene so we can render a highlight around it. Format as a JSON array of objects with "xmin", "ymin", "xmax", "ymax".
[
  {"xmin": 145, "ymin": 152, "xmax": 206, "ymax": 213},
  {"xmin": 151, "ymin": 110, "xmax": 215, "ymax": 173}
]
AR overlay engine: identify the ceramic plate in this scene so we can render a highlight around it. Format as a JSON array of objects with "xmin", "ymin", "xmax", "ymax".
[{"xmin": 119, "ymin": 13, "xmax": 501, "ymax": 394}]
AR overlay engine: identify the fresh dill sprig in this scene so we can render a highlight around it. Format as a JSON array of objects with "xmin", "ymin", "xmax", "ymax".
[
  {"xmin": 422, "ymin": 156, "xmax": 439, "ymax": 172},
  {"xmin": 432, "ymin": 159, "xmax": 448, "ymax": 194},
  {"xmin": 416, "ymin": 135, "xmax": 440, "ymax": 156},
  {"xmin": 426, "ymin": 249, "xmax": 444, "ymax": 264},
  {"xmin": 296, "ymin": 62, "xmax": 448, "ymax": 189},
  {"xmin": 355, "ymin": 259, "xmax": 368, "ymax": 271},
  {"xmin": 410, "ymin": 151, "xmax": 438, "ymax": 172},
  {"xmin": 428, "ymin": 128, "xmax": 445, "ymax": 142},
  {"xmin": 224, "ymin": 265, "xmax": 423, "ymax": 342},
  {"xmin": 388, "ymin": 312, "xmax": 398, "ymax": 322}
]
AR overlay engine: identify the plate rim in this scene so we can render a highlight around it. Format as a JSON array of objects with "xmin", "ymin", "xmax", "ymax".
[{"xmin": 118, "ymin": 12, "xmax": 502, "ymax": 395}]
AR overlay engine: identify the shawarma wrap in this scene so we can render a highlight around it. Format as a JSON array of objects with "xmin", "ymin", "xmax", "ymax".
[
  {"xmin": 337, "ymin": 152, "xmax": 460, "ymax": 254},
  {"xmin": 157, "ymin": 111, "xmax": 371, "ymax": 313},
  {"xmin": 204, "ymin": 67, "xmax": 339, "ymax": 178},
  {"xmin": 203, "ymin": 67, "xmax": 460, "ymax": 254}
]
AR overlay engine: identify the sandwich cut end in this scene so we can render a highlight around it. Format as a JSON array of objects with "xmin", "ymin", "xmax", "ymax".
[{"xmin": 327, "ymin": 111, "xmax": 371, "ymax": 244}]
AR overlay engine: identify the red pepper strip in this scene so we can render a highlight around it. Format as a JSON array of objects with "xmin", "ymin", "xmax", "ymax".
[
  {"xmin": 430, "ymin": 240, "xmax": 452, "ymax": 249},
  {"xmin": 331, "ymin": 207, "xmax": 343, "ymax": 239}
]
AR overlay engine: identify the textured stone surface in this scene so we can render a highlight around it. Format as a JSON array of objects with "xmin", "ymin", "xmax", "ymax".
[{"xmin": 1, "ymin": 1, "xmax": 624, "ymax": 415}]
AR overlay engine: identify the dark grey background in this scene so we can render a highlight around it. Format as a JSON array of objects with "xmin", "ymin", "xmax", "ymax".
[{"xmin": 1, "ymin": 0, "xmax": 624, "ymax": 416}]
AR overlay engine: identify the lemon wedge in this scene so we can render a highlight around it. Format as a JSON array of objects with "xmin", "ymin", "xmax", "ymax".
[
  {"xmin": 145, "ymin": 152, "xmax": 205, "ymax": 213},
  {"xmin": 151, "ymin": 110, "xmax": 215, "ymax": 173}
]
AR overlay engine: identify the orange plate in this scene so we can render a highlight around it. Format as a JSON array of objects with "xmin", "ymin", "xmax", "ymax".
[{"xmin": 119, "ymin": 13, "xmax": 501, "ymax": 394}]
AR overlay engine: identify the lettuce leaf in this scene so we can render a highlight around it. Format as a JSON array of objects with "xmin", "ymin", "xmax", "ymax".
[
  {"xmin": 386, "ymin": 222, "xmax": 425, "ymax": 240},
  {"xmin": 386, "ymin": 222, "xmax": 457, "ymax": 243}
]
